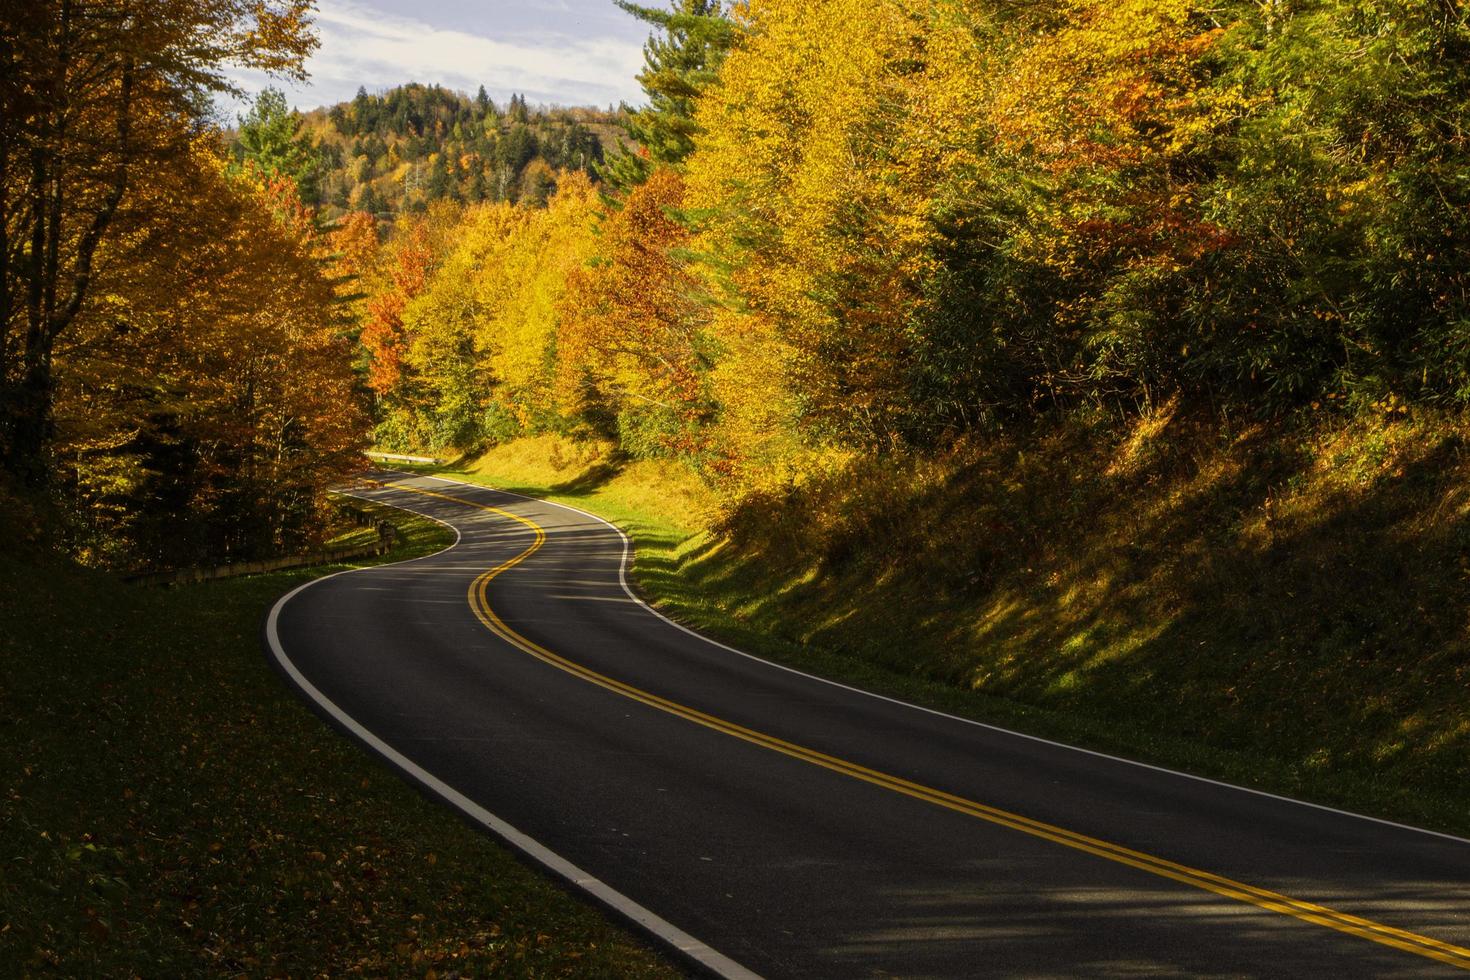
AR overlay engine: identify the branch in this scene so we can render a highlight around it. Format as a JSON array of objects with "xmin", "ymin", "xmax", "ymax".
[{"xmin": 50, "ymin": 56, "xmax": 130, "ymax": 341}]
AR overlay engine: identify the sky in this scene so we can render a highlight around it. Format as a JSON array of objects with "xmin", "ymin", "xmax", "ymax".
[{"xmin": 222, "ymin": 0, "xmax": 651, "ymax": 117}]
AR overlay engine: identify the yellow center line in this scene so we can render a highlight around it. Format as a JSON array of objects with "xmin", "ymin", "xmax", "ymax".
[{"xmin": 376, "ymin": 478, "xmax": 1470, "ymax": 970}]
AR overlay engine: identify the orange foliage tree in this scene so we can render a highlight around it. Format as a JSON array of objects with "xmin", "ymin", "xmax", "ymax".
[
  {"xmin": 558, "ymin": 168, "xmax": 713, "ymax": 459},
  {"xmin": 0, "ymin": 0, "xmax": 318, "ymax": 484},
  {"xmin": 57, "ymin": 142, "xmax": 367, "ymax": 566},
  {"xmin": 360, "ymin": 222, "xmax": 436, "ymax": 398}
]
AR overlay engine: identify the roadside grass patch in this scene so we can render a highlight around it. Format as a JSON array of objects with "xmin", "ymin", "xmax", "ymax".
[{"xmin": 0, "ymin": 498, "xmax": 680, "ymax": 977}]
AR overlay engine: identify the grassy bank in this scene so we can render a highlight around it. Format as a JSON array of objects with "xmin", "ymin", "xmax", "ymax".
[
  {"xmin": 0, "ymin": 497, "xmax": 679, "ymax": 977},
  {"xmin": 427, "ymin": 414, "xmax": 1470, "ymax": 839}
]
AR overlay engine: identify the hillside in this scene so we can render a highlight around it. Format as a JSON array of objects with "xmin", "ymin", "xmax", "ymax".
[{"xmin": 256, "ymin": 84, "xmax": 624, "ymax": 220}]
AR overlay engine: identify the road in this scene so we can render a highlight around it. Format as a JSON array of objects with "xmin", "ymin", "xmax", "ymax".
[{"xmin": 266, "ymin": 471, "xmax": 1470, "ymax": 978}]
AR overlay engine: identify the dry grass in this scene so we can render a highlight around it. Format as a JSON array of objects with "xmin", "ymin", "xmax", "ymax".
[{"xmin": 459, "ymin": 434, "xmax": 715, "ymax": 532}]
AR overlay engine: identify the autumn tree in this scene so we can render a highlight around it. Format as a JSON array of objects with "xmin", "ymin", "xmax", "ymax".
[
  {"xmin": 684, "ymin": 0, "xmax": 931, "ymax": 480},
  {"xmin": 559, "ymin": 168, "xmax": 713, "ymax": 458},
  {"xmin": 1181, "ymin": 0, "xmax": 1470, "ymax": 406},
  {"xmin": 396, "ymin": 203, "xmax": 523, "ymax": 449},
  {"xmin": 470, "ymin": 173, "xmax": 599, "ymax": 433},
  {"xmin": 332, "ymin": 0, "xmax": 1470, "ymax": 505},
  {"xmin": 905, "ymin": 0, "xmax": 1241, "ymax": 419},
  {"xmin": 58, "ymin": 140, "xmax": 365, "ymax": 566},
  {"xmin": 360, "ymin": 221, "xmax": 436, "ymax": 399},
  {"xmin": 0, "ymin": 0, "xmax": 316, "ymax": 485},
  {"xmin": 328, "ymin": 209, "xmax": 382, "ymax": 324},
  {"xmin": 357, "ymin": 175, "xmax": 599, "ymax": 453}
]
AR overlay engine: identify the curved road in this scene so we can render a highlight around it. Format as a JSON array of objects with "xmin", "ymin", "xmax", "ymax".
[{"xmin": 267, "ymin": 471, "xmax": 1470, "ymax": 977}]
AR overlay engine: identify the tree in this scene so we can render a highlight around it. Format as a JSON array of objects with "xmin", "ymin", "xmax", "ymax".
[
  {"xmin": 57, "ymin": 137, "xmax": 365, "ymax": 566},
  {"xmin": 0, "ymin": 0, "xmax": 316, "ymax": 485},
  {"xmin": 471, "ymin": 173, "xmax": 599, "ymax": 428},
  {"xmin": 425, "ymin": 152, "xmax": 451, "ymax": 200},
  {"xmin": 360, "ymin": 220, "xmax": 436, "ymax": 398},
  {"xmin": 558, "ymin": 168, "xmax": 713, "ymax": 458},
  {"xmin": 467, "ymin": 167, "xmax": 488, "ymax": 203},
  {"xmin": 328, "ymin": 209, "xmax": 381, "ymax": 326},
  {"xmin": 396, "ymin": 203, "xmax": 522, "ymax": 450},
  {"xmin": 237, "ymin": 86, "xmax": 320, "ymax": 201},
  {"xmin": 352, "ymin": 85, "xmax": 376, "ymax": 132},
  {"xmin": 684, "ymin": 0, "xmax": 927, "ymax": 470},
  {"xmin": 508, "ymin": 93, "xmax": 529, "ymax": 124},
  {"xmin": 517, "ymin": 159, "xmax": 556, "ymax": 208},
  {"xmin": 599, "ymin": 0, "xmax": 736, "ymax": 194}
]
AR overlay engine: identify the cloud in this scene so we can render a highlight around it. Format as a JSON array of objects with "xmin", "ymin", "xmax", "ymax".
[{"xmin": 225, "ymin": 0, "xmax": 646, "ymax": 113}]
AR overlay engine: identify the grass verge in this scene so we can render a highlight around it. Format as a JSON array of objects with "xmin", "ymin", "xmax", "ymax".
[
  {"xmin": 419, "ymin": 421, "xmax": 1470, "ymax": 840},
  {"xmin": 0, "ymin": 496, "xmax": 680, "ymax": 978}
]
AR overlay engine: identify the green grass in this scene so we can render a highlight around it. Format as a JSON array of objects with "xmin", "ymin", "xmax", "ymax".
[
  {"xmin": 0, "ymin": 497, "xmax": 681, "ymax": 978},
  {"xmin": 420, "ymin": 417, "xmax": 1470, "ymax": 840}
]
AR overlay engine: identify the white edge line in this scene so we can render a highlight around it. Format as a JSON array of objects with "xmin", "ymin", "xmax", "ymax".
[
  {"xmin": 266, "ymin": 488, "xmax": 763, "ymax": 980},
  {"xmin": 407, "ymin": 471, "xmax": 1470, "ymax": 849}
]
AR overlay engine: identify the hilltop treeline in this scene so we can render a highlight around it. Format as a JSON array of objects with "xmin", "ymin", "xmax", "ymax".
[
  {"xmin": 345, "ymin": 0, "xmax": 1470, "ymax": 497},
  {"xmin": 237, "ymin": 83, "xmax": 620, "ymax": 220}
]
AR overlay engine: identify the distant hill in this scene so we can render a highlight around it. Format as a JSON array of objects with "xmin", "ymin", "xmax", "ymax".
[{"xmin": 287, "ymin": 83, "xmax": 623, "ymax": 219}]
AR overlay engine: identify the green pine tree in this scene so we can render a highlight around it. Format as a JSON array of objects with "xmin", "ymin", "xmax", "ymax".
[
  {"xmin": 467, "ymin": 168, "xmax": 488, "ymax": 202},
  {"xmin": 426, "ymin": 153, "xmax": 451, "ymax": 200},
  {"xmin": 356, "ymin": 183, "xmax": 386, "ymax": 216},
  {"xmin": 599, "ymin": 0, "xmax": 736, "ymax": 195},
  {"xmin": 237, "ymin": 87, "xmax": 321, "ymax": 202}
]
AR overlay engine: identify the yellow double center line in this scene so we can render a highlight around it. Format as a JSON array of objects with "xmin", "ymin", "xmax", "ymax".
[{"xmin": 384, "ymin": 480, "xmax": 1470, "ymax": 970}]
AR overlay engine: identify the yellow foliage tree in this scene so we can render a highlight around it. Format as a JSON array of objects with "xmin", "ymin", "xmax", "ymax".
[
  {"xmin": 57, "ymin": 140, "xmax": 366, "ymax": 565},
  {"xmin": 472, "ymin": 172, "xmax": 600, "ymax": 428},
  {"xmin": 684, "ymin": 0, "xmax": 935, "ymax": 485}
]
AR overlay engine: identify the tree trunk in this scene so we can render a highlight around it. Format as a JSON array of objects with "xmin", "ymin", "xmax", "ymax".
[{"xmin": 8, "ymin": 347, "xmax": 53, "ymax": 485}]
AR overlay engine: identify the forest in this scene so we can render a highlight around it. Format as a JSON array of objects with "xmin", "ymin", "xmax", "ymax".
[
  {"xmin": 236, "ymin": 83, "xmax": 620, "ymax": 218},
  {"xmin": 7, "ymin": 0, "xmax": 1470, "ymax": 969},
  {"xmin": 336, "ymin": 0, "xmax": 1470, "ymax": 804},
  {"xmin": 355, "ymin": 0, "xmax": 1470, "ymax": 496},
  {"xmin": 0, "ymin": 0, "xmax": 368, "ymax": 570},
  {"xmin": 5, "ymin": 0, "xmax": 1470, "ymax": 568}
]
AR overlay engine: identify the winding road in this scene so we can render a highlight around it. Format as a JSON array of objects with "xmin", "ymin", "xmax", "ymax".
[{"xmin": 266, "ymin": 471, "xmax": 1470, "ymax": 977}]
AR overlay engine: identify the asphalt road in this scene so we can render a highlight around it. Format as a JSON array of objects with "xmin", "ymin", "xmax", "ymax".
[{"xmin": 267, "ymin": 471, "xmax": 1470, "ymax": 978}]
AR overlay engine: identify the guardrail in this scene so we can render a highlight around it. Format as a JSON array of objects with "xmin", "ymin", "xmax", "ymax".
[
  {"xmin": 366, "ymin": 451, "xmax": 443, "ymax": 465},
  {"xmin": 126, "ymin": 512, "xmax": 397, "ymax": 587}
]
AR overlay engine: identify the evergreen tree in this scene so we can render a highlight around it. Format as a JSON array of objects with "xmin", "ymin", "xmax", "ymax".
[
  {"xmin": 426, "ymin": 153, "xmax": 451, "ymax": 200},
  {"xmin": 468, "ymin": 168, "xmax": 488, "ymax": 203},
  {"xmin": 357, "ymin": 183, "xmax": 386, "ymax": 216},
  {"xmin": 352, "ymin": 85, "xmax": 374, "ymax": 131},
  {"xmin": 498, "ymin": 123, "xmax": 537, "ymax": 173},
  {"xmin": 238, "ymin": 88, "xmax": 321, "ymax": 202},
  {"xmin": 599, "ymin": 0, "xmax": 735, "ymax": 194}
]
